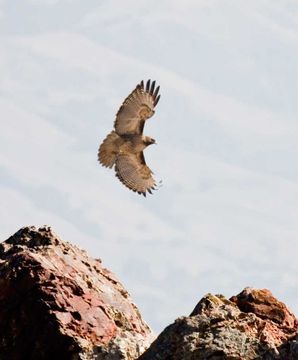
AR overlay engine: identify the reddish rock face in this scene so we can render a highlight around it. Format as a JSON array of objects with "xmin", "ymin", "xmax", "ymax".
[
  {"xmin": 140, "ymin": 288, "xmax": 298, "ymax": 360},
  {"xmin": 0, "ymin": 226, "xmax": 153, "ymax": 359},
  {"xmin": 230, "ymin": 287, "xmax": 297, "ymax": 328}
]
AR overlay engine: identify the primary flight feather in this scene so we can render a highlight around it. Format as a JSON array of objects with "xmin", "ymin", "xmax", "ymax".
[{"xmin": 98, "ymin": 80, "xmax": 161, "ymax": 196}]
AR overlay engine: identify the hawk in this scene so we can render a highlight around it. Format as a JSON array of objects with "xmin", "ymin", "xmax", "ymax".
[{"xmin": 98, "ymin": 80, "xmax": 161, "ymax": 196}]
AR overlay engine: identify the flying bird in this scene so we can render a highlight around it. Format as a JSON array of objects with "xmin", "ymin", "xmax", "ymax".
[{"xmin": 98, "ymin": 79, "xmax": 161, "ymax": 196}]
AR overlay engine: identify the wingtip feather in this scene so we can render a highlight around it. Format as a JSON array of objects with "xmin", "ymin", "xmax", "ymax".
[
  {"xmin": 150, "ymin": 80, "xmax": 156, "ymax": 95},
  {"xmin": 154, "ymin": 94, "xmax": 161, "ymax": 106}
]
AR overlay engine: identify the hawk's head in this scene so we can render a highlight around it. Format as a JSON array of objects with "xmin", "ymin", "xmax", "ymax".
[{"xmin": 143, "ymin": 136, "xmax": 156, "ymax": 146}]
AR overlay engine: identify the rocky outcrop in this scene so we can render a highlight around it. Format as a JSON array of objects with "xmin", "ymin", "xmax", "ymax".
[
  {"xmin": 1, "ymin": 226, "xmax": 297, "ymax": 360},
  {"xmin": 0, "ymin": 226, "xmax": 153, "ymax": 360},
  {"xmin": 140, "ymin": 288, "xmax": 298, "ymax": 360}
]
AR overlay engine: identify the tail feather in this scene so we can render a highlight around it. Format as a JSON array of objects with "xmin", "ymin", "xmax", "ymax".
[{"xmin": 98, "ymin": 131, "xmax": 120, "ymax": 168}]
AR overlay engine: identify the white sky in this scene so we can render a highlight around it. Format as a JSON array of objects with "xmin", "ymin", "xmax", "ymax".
[{"xmin": 0, "ymin": 0, "xmax": 298, "ymax": 332}]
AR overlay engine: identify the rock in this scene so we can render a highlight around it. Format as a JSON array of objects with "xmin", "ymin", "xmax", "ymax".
[
  {"xmin": 1, "ymin": 226, "xmax": 297, "ymax": 360},
  {"xmin": 0, "ymin": 226, "xmax": 153, "ymax": 360},
  {"xmin": 139, "ymin": 287, "xmax": 298, "ymax": 360}
]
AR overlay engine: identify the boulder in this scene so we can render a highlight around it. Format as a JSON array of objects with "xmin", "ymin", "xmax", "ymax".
[
  {"xmin": 0, "ymin": 226, "xmax": 153, "ymax": 359},
  {"xmin": 140, "ymin": 287, "xmax": 298, "ymax": 359}
]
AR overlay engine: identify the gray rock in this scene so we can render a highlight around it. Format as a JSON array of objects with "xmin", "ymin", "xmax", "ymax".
[{"xmin": 139, "ymin": 289, "xmax": 298, "ymax": 360}]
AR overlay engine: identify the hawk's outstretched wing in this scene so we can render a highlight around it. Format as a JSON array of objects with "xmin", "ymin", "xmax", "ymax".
[
  {"xmin": 114, "ymin": 80, "xmax": 160, "ymax": 135},
  {"xmin": 115, "ymin": 152, "xmax": 156, "ymax": 196}
]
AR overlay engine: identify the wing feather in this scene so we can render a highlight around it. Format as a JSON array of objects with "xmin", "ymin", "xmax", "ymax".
[
  {"xmin": 149, "ymin": 80, "xmax": 156, "ymax": 95},
  {"xmin": 98, "ymin": 131, "xmax": 120, "ymax": 168},
  {"xmin": 115, "ymin": 152, "xmax": 156, "ymax": 196},
  {"xmin": 114, "ymin": 80, "xmax": 160, "ymax": 136}
]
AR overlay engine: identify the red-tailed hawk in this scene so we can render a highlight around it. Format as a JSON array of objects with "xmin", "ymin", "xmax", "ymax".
[{"xmin": 98, "ymin": 80, "xmax": 161, "ymax": 196}]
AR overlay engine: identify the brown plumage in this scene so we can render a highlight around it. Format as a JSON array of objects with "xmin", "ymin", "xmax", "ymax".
[{"xmin": 98, "ymin": 80, "xmax": 161, "ymax": 196}]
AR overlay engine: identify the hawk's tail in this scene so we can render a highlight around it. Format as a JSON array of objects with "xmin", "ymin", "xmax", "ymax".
[{"xmin": 98, "ymin": 131, "xmax": 120, "ymax": 168}]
